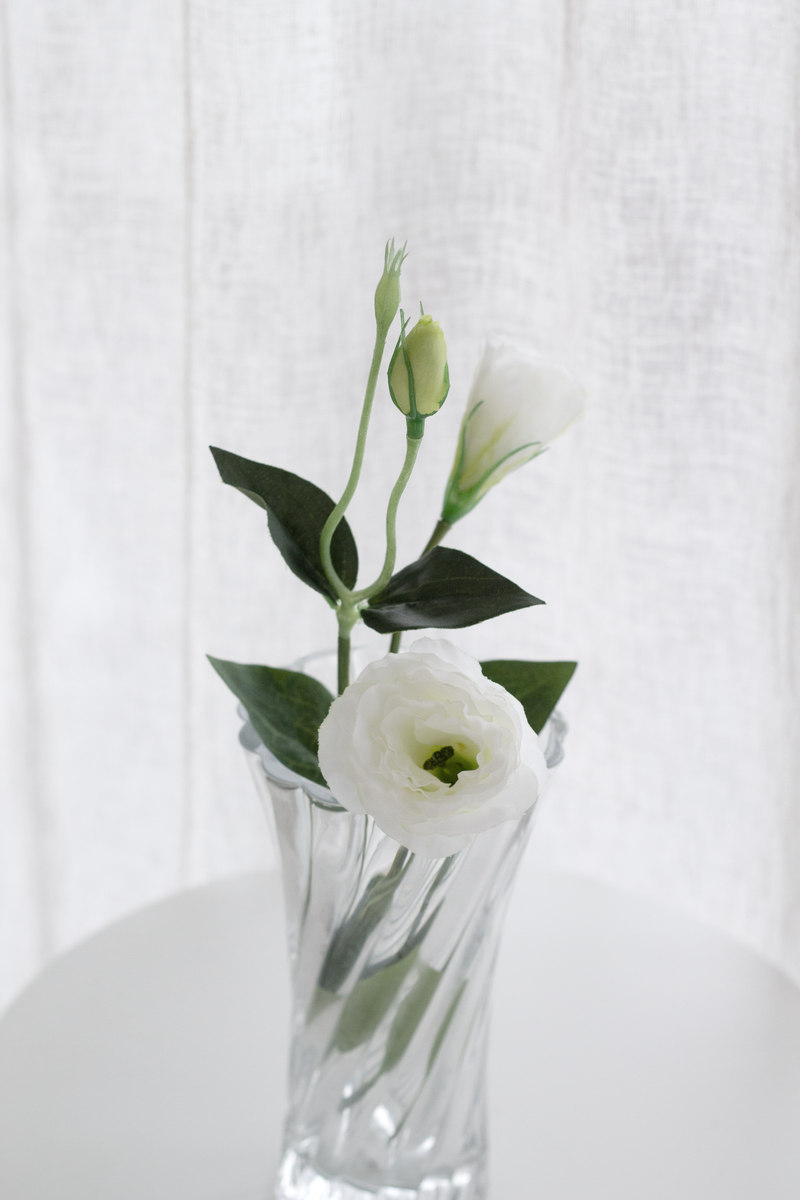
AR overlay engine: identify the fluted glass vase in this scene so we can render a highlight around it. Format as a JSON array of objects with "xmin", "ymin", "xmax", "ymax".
[{"xmin": 240, "ymin": 680, "xmax": 566, "ymax": 1200}]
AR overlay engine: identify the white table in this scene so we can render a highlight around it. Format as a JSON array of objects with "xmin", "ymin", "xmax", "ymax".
[{"xmin": 1, "ymin": 867, "xmax": 799, "ymax": 1200}]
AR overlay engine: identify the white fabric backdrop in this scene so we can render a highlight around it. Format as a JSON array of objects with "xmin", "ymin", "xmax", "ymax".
[{"xmin": 2, "ymin": 0, "xmax": 799, "ymax": 1012}]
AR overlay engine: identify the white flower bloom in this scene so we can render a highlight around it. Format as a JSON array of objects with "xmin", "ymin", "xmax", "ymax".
[
  {"xmin": 317, "ymin": 638, "xmax": 548, "ymax": 857},
  {"xmin": 442, "ymin": 337, "xmax": 586, "ymax": 523}
]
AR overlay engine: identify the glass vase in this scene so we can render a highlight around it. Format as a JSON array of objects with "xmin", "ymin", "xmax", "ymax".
[{"xmin": 239, "ymin": 679, "xmax": 566, "ymax": 1200}]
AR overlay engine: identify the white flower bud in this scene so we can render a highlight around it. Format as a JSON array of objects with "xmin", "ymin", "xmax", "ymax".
[
  {"xmin": 388, "ymin": 315, "xmax": 450, "ymax": 427},
  {"xmin": 442, "ymin": 337, "xmax": 586, "ymax": 523}
]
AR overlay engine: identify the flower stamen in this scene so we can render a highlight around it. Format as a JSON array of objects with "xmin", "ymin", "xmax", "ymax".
[
  {"xmin": 423, "ymin": 746, "xmax": 454, "ymax": 771},
  {"xmin": 422, "ymin": 744, "xmax": 478, "ymax": 787}
]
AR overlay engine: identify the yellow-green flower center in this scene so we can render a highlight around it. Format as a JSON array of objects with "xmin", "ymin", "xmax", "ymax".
[{"xmin": 422, "ymin": 744, "xmax": 478, "ymax": 787}]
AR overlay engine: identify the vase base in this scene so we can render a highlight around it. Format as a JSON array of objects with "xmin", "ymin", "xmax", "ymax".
[{"xmin": 276, "ymin": 1149, "xmax": 483, "ymax": 1200}]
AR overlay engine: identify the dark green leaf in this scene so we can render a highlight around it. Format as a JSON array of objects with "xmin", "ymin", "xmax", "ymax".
[
  {"xmin": 210, "ymin": 446, "xmax": 358, "ymax": 600},
  {"xmin": 207, "ymin": 656, "xmax": 332, "ymax": 787},
  {"xmin": 479, "ymin": 660, "xmax": 577, "ymax": 734},
  {"xmin": 362, "ymin": 547, "xmax": 543, "ymax": 634},
  {"xmin": 318, "ymin": 848, "xmax": 411, "ymax": 993},
  {"xmin": 332, "ymin": 947, "xmax": 419, "ymax": 1054},
  {"xmin": 381, "ymin": 963, "xmax": 443, "ymax": 1073}
]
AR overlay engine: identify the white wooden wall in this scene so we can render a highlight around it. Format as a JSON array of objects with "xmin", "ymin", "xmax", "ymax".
[{"xmin": 2, "ymin": 0, "xmax": 800, "ymax": 1011}]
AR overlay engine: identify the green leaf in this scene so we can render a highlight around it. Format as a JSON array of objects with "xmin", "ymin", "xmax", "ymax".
[
  {"xmin": 362, "ymin": 547, "xmax": 543, "ymax": 634},
  {"xmin": 426, "ymin": 980, "xmax": 468, "ymax": 1073},
  {"xmin": 318, "ymin": 848, "xmax": 411, "ymax": 994},
  {"xmin": 381, "ymin": 963, "xmax": 443, "ymax": 1073},
  {"xmin": 479, "ymin": 659, "xmax": 577, "ymax": 734},
  {"xmin": 210, "ymin": 446, "xmax": 358, "ymax": 600},
  {"xmin": 207, "ymin": 656, "xmax": 332, "ymax": 787},
  {"xmin": 332, "ymin": 947, "xmax": 419, "ymax": 1054},
  {"xmin": 306, "ymin": 986, "xmax": 339, "ymax": 1023}
]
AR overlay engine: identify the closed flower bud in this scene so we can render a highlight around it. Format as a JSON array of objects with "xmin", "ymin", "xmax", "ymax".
[
  {"xmin": 374, "ymin": 239, "xmax": 407, "ymax": 335},
  {"xmin": 388, "ymin": 314, "xmax": 450, "ymax": 436},
  {"xmin": 442, "ymin": 337, "xmax": 586, "ymax": 524}
]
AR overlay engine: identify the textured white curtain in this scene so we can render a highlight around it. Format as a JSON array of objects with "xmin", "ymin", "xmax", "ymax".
[{"xmin": 2, "ymin": 0, "xmax": 799, "ymax": 1013}]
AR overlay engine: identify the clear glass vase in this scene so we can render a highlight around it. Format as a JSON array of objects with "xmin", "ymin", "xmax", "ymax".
[{"xmin": 239, "ymin": 671, "xmax": 567, "ymax": 1200}]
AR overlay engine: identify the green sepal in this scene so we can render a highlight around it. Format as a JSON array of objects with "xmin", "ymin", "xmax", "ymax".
[
  {"xmin": 479, "ymin": 659, "xmax": 577, "ymax": 733},
  {"xmin": 388, "ymin": 314, "xmax": 417, "ymax": 419},
  {"xmin": 361, "ymin": 547, "xmax": 544, "ymax": 634},
  {"xmin": 440, "ymin": 400, "xmax": 544, "ymax": 525},
  {"xmin": 210, "ymin": 446, "xmax": 358, "ymax": 601},
  {"xmin": 207, "ymin": 656, "xmax": 332, "ymax": 787}
]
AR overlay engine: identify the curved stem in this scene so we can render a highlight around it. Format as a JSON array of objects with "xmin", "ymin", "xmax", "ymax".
[
  {"xmin": 335, "ymin": 436, "xmax": 422, "ymax": 686},
  {"xmin": 388, "ymin": 517, "xmax": 452, "ymax": 654},
  {"xmin": 320, "ymin": 329, "xmax": 388, "ymax": 602},
  {"xmin": 352, "ymin": 435, "xmax": 422, "ymax": 603}
]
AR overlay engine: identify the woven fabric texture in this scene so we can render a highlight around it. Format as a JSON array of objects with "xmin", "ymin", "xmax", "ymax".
[{"xmin": 1, "ymin": 0, "xmax": 799, "ymax": 1010}]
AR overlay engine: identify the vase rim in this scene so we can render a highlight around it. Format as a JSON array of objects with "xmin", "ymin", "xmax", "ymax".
[{"xmin": 238, "ymin": 706, "xmax": 568, "ymax": 801}]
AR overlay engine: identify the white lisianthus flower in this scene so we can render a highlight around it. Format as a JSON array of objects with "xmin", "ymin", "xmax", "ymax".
[
  {"xmin": 317, "ymin": 638, "xmax": 548, "ymax": 858},
  {"xmin": 441, "ymin": 337, "xmax": 586, "ymax": 524}
]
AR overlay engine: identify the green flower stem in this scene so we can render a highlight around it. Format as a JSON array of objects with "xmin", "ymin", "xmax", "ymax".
[
  {"xmin": 336, "ymin": 599, "xmax": 360, "ymax": 693},
  {"xmin": 337, "ymin": 632, "xmax": 349, "ymax": 694},
  {"xmin": 318, "ymin": 317, "xmax": 423, "ymax": 692},
  {"xmin": 335, "ymin": 435, "xmax": 423, "ymax": 691},
  {"xmin": 320, "ymin": 328, "xmax": 388, "ymax": 602},
  {"xmin": 388, "ymin": 517, "xmax": 452, "ymax": 654},
  {"xmin": 352, "ymin": 434, "xmax": 422, "ymax": 603},
  {"xmin": 421, "ymin": 517, "xmax": 452, "ymax": 558}
]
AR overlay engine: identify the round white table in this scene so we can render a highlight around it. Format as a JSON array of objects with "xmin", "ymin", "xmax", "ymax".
[{"xmin": 1, "ymin": 867, "xmax": 799, "ymax": 1199}]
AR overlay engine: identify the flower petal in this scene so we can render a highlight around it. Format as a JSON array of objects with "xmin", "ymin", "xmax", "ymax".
[{"xmin": 316, "ymin": 638, "xmax": 549, "ymax": 857}]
